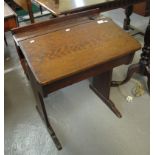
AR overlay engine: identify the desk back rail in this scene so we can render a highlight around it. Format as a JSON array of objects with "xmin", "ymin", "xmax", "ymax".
[{"xmin": 12, "ymin": 9, "xmax": 100, "ymax": 42}]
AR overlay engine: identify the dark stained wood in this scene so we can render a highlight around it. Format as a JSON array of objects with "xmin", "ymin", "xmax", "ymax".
[
  {"xmin": 91, "ymin": 70, "xmax": 112, "ymax": 99},
  {"xmin": 123, "ymin": 5, "xmax": 133, "ymax": 30}
]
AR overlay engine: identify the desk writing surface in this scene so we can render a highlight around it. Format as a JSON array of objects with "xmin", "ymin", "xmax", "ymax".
[
  {"xmin": 18, "ymin": 17, "xmax": 140, "ymax": 85},
  {"xmin": 4, "ymin": 2, "xmax": 16, "ymax": 18}
]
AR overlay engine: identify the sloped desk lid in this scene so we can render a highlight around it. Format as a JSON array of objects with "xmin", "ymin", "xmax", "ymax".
[{"xmin": 14, "ymin": 16, "xmax": 141, "ymax": 85}]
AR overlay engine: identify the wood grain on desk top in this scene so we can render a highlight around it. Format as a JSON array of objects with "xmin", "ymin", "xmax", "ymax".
[
  {"xmin": 4, "ymin": 2, "xmax": 16, "ymax": 18},
  {"xmin": 18, "ymin": 17, "xmax": 141, "ymax": 85}
]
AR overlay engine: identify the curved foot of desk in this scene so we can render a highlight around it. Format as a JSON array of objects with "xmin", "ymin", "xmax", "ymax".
[
  {"xmin": 89, "ymin": 84, "xmax": 122, "ymax": 118},
  {"xmin": 36, "ymin": 105, "xmax": 62, "ymax": 150}
]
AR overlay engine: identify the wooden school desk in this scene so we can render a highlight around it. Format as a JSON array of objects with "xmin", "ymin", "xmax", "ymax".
[{"xmin": 12, "ymin": 11, "xmax": 141, "ymax": 150}]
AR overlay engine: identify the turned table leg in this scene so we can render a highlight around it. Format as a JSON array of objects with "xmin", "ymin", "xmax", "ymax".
[
  {"xmin": 123, "ymin": 5, "xmax": 133, "ymax": 30},
  {"xmin": 27, "ymin": 0, "xmax": 35, "ymax": 23},
  {"xmin": 140, "ymin": 22, "xmax": 150, "ymax": 90}
]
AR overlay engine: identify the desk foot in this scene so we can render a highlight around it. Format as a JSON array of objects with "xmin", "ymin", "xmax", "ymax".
[
  {"xmin": 90, "ymin": 70, "xmax": 122, "ymax": 118},
  {"xmin": 36, "ymin": 91, "xmax": 62, "ymax": 150},
  {"xmin": 36, "ymin": 105, "xmax": 62, "ymax": 150},
  {"xmin": 89, "ymin": 85, "xmax": 122, "ymax": 118}
]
